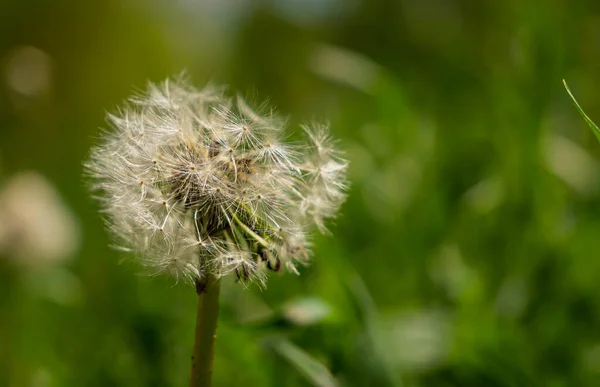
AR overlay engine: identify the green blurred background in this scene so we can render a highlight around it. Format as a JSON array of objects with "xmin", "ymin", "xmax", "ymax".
[{"xmin": 2, "ymin": 0, "xmax": 600, "ymax": 386}]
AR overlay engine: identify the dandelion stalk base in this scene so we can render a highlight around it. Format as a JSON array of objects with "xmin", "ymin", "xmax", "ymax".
[{"xmin": 190, "ymin": 272, "xmax": 221, "ymax": 387}]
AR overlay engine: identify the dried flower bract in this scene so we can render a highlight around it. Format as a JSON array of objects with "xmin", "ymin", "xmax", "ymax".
[{"xmin": 86, "ymin": 77, "xmax": 347, "ymax": 285}]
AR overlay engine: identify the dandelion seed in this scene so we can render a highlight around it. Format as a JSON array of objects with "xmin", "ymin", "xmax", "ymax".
[{"xmin": 85, "ymin": 76, "xmax": 348, "ymax": 285}]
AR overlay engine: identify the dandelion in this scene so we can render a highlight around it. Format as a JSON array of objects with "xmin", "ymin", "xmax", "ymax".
[
  {"xmin": 0, "ymin": 172, "xmax": 79, "ymax": 264},
  {"xmin": 85, "ymin": 75, "xmax": 348, "ymax": 386}
]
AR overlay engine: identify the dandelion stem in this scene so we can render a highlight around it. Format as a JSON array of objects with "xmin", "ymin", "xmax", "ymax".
[{"xmin": 190, "ymin": 271, "xmax": 221, "ymax": 387}]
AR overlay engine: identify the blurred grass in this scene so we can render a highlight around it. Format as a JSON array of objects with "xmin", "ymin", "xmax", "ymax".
[{"xmin": 2, "ymin": 0, "xmax": 600, "ymax": 386}]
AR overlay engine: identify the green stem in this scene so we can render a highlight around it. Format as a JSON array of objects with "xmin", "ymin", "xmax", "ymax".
[
  {"xmin": 232, "ymin": 213, "xmax": 271, "ymax": 248},
  {"xmin": 190, "ymin": 271, "xmax": 221, "ymax": 387}
]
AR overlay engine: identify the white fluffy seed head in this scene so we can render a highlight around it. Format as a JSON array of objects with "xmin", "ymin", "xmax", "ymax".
[{"xmin": 86, "ymin": 76, "xmax": 348, "ymax": 286}]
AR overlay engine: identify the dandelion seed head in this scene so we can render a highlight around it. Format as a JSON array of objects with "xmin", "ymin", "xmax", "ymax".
[{"xmin": 86, "ymin": 76, "xmax": 348, "ymax": 285}]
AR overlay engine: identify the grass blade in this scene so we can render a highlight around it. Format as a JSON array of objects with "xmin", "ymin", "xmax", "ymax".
[
  {"xmin": 563, "ymin": 79, "xmax": 600, "ymax": 142},
  {"xmin": 266, "ymin": 336, "xmax": 339, "ymax": 387}
]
